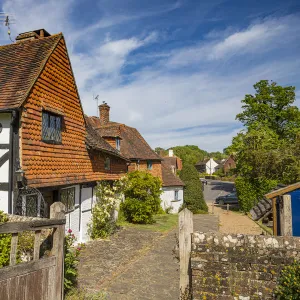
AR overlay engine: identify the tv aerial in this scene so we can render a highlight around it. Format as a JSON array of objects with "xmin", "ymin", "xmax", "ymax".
[
  {"xmin": 0, "ymin": 12, "xmax": 16, "ymax": 42},
  {"xmin": 93, "ymin": 94, "xmax": 100, "ymax": 116}
]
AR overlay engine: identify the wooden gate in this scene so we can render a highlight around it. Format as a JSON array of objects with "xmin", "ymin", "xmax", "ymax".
[{"xmin": 0, "ymin": 202, "xmax": 65, "ymax": 300}]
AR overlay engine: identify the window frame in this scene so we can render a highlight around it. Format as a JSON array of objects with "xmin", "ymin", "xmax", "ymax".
[
  {"xmin": 116, "ymin": 137, "xmax": 120, "ymax": 151},
  {"xmin": 104, "ymin": 157, "xmax": 111, "ymax": 170},
  {"xmin": 174, "ymin": 190, "xmax": 179, "ymax": 201},
  {"xmin": 147, "ymin": 160, "xmax": 152, "ymax": 170},
  {"xmin": 42, "ymin": 111, "xmax": 62, "ymax": 144},
  {"xmin": 60, "ymin": 187, "xmax": 75, "ymax": 213}
]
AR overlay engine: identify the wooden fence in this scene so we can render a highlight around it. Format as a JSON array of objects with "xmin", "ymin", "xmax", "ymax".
[{"xmin": 0, "ymin": 202, "xmax": 66, "ymax": 300}]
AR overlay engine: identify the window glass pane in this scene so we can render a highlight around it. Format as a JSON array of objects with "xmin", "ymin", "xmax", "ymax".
[
  {"xmin": 60, "ymin": 187, "xmax": 75, "ymax": 212},
  {"xmin": 147, "ymin": 161, "xmax": 152, "ymax": 170},
  {"xmin": 26, "ymin": 194, "xmax": 38, "ymax": 217},
  {"xmin": 42, "ymin": 112, "xmax": 49, "ymax": 140},
  {"xmin": 55, "ymin": 116, "xmax": 62, "ymax": 142},
  {"xmin": 42, "ymin": 111, "xmax": 62, "ymax": 143}
]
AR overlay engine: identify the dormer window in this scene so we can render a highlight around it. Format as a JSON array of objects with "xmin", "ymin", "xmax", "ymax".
[
  {"xmin": 116, "ymin": 137, "xmax": 120, "ymax": 151},
  {"xmin": 104, "ymin": 157, "xmax": 111, "ymax": 170},
  {"xmin": 42, "ymin": 111, "xmax": 62, "ymax": 143}
]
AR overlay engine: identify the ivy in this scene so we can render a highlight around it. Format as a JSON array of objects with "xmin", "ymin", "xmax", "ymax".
[{"xmin": 0, "ymin": 211, "xmax": 11, "ymax": 268}]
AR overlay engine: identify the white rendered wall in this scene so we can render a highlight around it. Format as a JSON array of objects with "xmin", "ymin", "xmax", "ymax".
[
  {"xmin": 80, "ymin": 186, "xmax": 93, "ymax": 243},
  {"xmin": 0, "ymin": 113, "xmax": 11, "ymax": 213},
  {"xmin": 205, "ymin": 158, "xmax": 219, "ymax": 175},
  {"xmin": 161, "ymin": 187, "xmax": 183, "ymax": 213}
]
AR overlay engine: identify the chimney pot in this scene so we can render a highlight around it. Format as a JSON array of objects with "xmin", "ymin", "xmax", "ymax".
[
  {"xmin": 99, "ymin": 103, "xmax": 110, "ymax": 125},
  {"xmin": 169, "ymin": 149, "xmax": 174, "ymax": 157}
]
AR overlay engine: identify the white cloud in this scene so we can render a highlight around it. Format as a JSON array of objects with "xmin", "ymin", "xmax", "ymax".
[{"xmin": 167, "ymin": 14, "xmax": 300, "ymax": 67}]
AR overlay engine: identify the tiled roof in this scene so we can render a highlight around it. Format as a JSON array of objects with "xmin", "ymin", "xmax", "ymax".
[
  {"xmin": 85, "ymin": 116, "xmax": 129, "ymax": 161},
  {"xmin": 161, "ymin": 159, "xmax": 184, "ymax": 187},
  {"xmin": 87, "ymin": 117, "xmax": 161, "ymax": 161},
  {"xmin": 163, "ymin": 157, "xmax": 177, "ymax": 168},
  {"xmin": 195, "ymin": 158, "xmax": 210, "ymax": 166},
  {"xmin": 0, "ymin": 33, "xmax": 62, "ymax": 110}
]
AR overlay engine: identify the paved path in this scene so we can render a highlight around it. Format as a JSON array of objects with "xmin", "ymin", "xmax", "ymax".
[
  {"xmin": 78, "ymin": 215, "xmax": 218, "ymax": 300},
  {"xmin": 203, "ymin": 179, "xmax": 235, "ymax": 204}
]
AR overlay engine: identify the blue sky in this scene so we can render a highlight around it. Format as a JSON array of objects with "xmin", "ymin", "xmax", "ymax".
[{"xmin": 1, "ymin": 0, "xmax": 300, "ymax": 151}]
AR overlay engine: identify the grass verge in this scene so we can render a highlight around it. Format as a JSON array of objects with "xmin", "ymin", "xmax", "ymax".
[{"xmin": 117, "ymin": 213, "xmax": 178, "ymax": 232}]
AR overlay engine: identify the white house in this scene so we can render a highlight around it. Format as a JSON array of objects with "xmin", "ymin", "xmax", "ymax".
[{"xmin": 195, "ymin": 158, "xmax": 219, "ymax": 175}]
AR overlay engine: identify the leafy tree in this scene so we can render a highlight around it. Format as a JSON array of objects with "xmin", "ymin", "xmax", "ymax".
[
  {"xmin": 236, "ymin": 80, "xmax": 300, "ymax": 140},
  {"xmin": 229, "ymin": 80, "xmax": 300, "ymax": 211},
  {"xmin": 179, "ymin": 164, "xmax": 208, "ymax": 213},
  {"xmin": 172, "ymin": 145, "xmax": 208, "ymax": 165}
]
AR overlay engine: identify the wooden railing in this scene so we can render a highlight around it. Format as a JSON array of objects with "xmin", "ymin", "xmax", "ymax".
[{"xmin": 0, "ymin": 202, "xmax": 66, "ymax": 300}]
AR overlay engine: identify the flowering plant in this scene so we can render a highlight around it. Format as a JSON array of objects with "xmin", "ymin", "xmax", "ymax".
[{"xmin": 88, "ymin": 177, "xmax": 128, "ymax": 239}]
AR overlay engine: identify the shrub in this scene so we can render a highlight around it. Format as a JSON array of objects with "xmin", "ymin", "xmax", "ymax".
[
  {"xmin": 121, "ymin": 198, "xmax": 154, "ymax": 224},
  {"xmin": 121, "ymin": 171, "xmax": 162, "ymax": 224},
  {"xmin": 64, "ymin": 229, "xmax": 83, "ymax": 294},
  {"xmin": 89, "ymin": 178, "xmax": 127, "ymax": 239},
  {"xmin": 124, "ymin": 171, "xmax": 162, "ymax": 214},
  {"xmin": 0, "ymin": 211, "xmax": 11, "ymax": 268},
  {"xmin": 275, "ymin": 260, "xmax": 300, "ymax": 299},
  {"xmin": 180, "ymin": 164, "xmax": 208, "ymax": 213},
  {"xmin": 235, "ymin": 177, "xmax": 277, "ymax": 212}
]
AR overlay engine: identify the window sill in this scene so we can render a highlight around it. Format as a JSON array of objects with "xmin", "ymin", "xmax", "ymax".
[
  {"xmin": 171, "ymin": 199, "xmax": 182, "ymax": 203},
  {"xmin": 42, "ymin": 139, "xmax": 62, "ymax": 145}
]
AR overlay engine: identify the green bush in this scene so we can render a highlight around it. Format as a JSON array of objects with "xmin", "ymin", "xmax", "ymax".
[
  {"xmin": 121, "ymin": 171, "xmax": 162, "ymax": 224},
  {"xmin": 0, "ymin": 211, "xmax": 11, "ymax": 268},
  {"xmin": 180, "ymin": 164, "xmax": 208, "ymax": 213},
  {"xmin": 64, "ymin": 230, "xmax": 83, "ymax": 294},
  {"xmin": 121, "ymin": 198, "xmax": 154, "ymax": 224},
  {"xmin": 275, "ymin": 260, "xmax": 300, "ymax": 299},
  {"xmin": 235, "ymin": 176, "xmax": 277, "ymax": 212},
  {"xmin": 125, "ymin": 171, "xmax": 162, "ymax": 214}
]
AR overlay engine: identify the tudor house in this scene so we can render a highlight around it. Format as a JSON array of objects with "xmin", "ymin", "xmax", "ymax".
[
  {"xmin": 0, "ymin": 29, "xmax": 129, "ymax": 242},
  {"xmin": 87, "ymin": 104, "xmax": 184, "ymax": 212}
]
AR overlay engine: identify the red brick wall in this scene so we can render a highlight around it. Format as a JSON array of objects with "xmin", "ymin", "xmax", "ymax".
[
  {"xmin": 21, "ymin": 37, "xmax": 127, "ymax": 188},
  {"xmin": 127, "ymin": 160, "xmax": 162, "ymax": 180},
  {"xmin": 224, "ymin": 156, "xmax": 236, "ymax": 174}
]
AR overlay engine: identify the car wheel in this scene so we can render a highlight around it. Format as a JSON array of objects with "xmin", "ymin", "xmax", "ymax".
[{"xmin": 219, "ymin": 200, "xmax": 224, "ymax": 206}]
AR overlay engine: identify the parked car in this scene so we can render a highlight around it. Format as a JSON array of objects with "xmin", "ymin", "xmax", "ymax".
[
  {"xmin": 215, "ymin": 192, "xmax": 238, "ymax": 205},
  {"xmin": 200, "ymin": 178, "xmax": 208, "ymax": 185}
]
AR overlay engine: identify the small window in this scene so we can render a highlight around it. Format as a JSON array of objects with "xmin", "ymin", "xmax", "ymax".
[
  {"xmin": 60, "ymin": 187, "xmax": 75, "ymax": 212},
  {"xmin": 42, "ymin": 111, "xmax": 62, "ymax": 143},
  {"xmin": 147, "ymin": 161, "xmax": 152, "ymax": 170},
  {"xmin": 105, "ymin": 157, "xmax": 111, "ymax": 170},
  {"xmin": 116, "ymin": 138, "xmax": 120, "ymax": 151},
  {"xmin": 175, "ymin": 190, "xmax": 179, "ymax": 201}
]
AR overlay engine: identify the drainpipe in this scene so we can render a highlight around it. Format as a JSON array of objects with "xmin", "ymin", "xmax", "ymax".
[{"xmin": 8, "ymin": 110, "xmax": 17, "ymax": 214}]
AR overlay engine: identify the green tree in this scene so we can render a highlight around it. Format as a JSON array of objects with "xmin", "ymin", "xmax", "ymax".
[
  {"xmin": 179, "ymin": 164, "xmax": 208, "ymax": 213},
  {"xmin": 230, "ymin": 80, "xmax": 300, "ymax": 211},
  {"xmin": 172, "ymin": 145, "xmax": 208, "ymax": 166}
]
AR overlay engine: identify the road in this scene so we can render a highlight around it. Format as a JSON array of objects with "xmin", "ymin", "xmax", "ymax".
[{"xmin": 203, "ymin": 180, "xmax": 235, "ymax": 204}]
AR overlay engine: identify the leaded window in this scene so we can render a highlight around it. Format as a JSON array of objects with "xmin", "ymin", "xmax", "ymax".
[
  {"xmin": 60, "ymin": 187, "xmax": 75, "ymax": 212},
  {"xmin": 175, "ymin": 190, "xmax": 179, "ymax": 201},
  {"xmin": 42, "ymin": 111, "xmax": 62, "ymax": 143}
]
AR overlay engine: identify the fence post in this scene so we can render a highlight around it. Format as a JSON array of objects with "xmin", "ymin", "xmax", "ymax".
[
  {"xmin": 280, "ymin": 195, "xmax": 292, "ymax": 236},
  {"xmin": 179, "ymin": 208, "xmax": 193, "ymax": 296},
  {"xmin": 50, "ymin": 202, "xmax": 65, "ymax": 300}
]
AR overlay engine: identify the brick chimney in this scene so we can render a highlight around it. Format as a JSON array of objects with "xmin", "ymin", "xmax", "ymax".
[
  {"xmin": 99, "ymin": 102, "xmax": 110, "ymax": 125},
  {"xmin": 16, "ymin": 29, "xmax": 51, "ymax": 42}
]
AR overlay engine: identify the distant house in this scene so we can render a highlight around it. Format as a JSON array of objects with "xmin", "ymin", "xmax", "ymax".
[
  {"xmin": 88, "ymin": 105, "xmax": 184, "ymax": 212},
  {"xmin": 160, "ymin": 149, "xmax": 183, "ymax": 174},
  {"xmin": 0, "ymin": 29, "xmax": 129, "ymax": 242},
  {"xmin": 251, "ymin": 182, "xmax": 300, "ymax": 237},
  {"xmin": 160, "ymin": 150, "xmax": 184, "ymax": 213},
  {"xmin": 195, "ymin": 158, "xmax": 218, "ymax": 175},
  {"xmin": 215, "ymin": 155, "xmax": 236, "ymax": 174}
]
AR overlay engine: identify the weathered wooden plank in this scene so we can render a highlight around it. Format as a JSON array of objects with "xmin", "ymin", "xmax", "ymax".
[
  {"xmin": 33, "ymin": 230, "xmax": 41, "ymax": 260},
  {"xmin": 50, "ymin": 202, "xmax": 65, "ymax": 300},
  {"xmin": 273, "ymin": 197, "xmax": 278, "ymax": 236},
  {"xmin": 179, "ymin": 208, "xmax": 193, "ymax": 296},
  {"xmin": 9, "ymin": 233, "xmax": 18, "ymax": 266},
  {"xmin": 0, "ymin": 218, "xmax": 66, "ymax": 234},
  {"xmin": 0, "ymin": 256, "xmax": 56, "ymax": 282},
  {"xmin": 280, "ymin": 195, "xmax": 293, "ymax": 236}
]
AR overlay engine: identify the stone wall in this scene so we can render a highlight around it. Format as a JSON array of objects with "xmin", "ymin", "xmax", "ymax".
[{"xmin": 191, "ymin": 232, "xmax": 300, "ymax": 299}]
